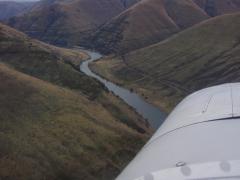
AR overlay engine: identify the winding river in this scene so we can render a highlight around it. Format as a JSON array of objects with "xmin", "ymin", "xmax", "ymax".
[{"xmin": 80, "ymin": 50, "xmax": 166, "ymax": 129}]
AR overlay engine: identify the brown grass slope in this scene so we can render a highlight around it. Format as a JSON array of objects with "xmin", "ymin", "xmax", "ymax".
[
  {"xmin": 0, "ymin": 22, "xmax": 150, "ymax": 132},
  {"xmin": 7, "ymin": 0, "xmax": 139, "ymax": 47},
  {"xmin": 0, "ymin": 22, "xmax": 100, "ymax": 99},
  {"xmin": 91, "ymin": 13, "xmax": 240, "ymax": 112},
  {"xmin": 0, "ymin": 23, "xmax": 151, "ymax": 179},
  {"xmin": 88, "ymin": 0, "xmax": 209, "ymax": 54},
  {"xmin": 194, "ymin": 0, "xmax": 240, "ymax": 16},
  {"xmin": 0, "ymin": 1, "xmax": 34, "ymax": 20},
  {"xmin": 0, "ymin": 64, "xmax": 149, "ymax": 180}
]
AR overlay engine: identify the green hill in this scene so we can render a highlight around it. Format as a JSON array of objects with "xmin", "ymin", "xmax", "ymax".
[
  {"xmin": 0, "ymin": 23, "xmax": 102, "ymax": 99},
  {"xmin": 0, "ymin": 64, "xmax": 149, "ymax": 180},
  {"xmin": 91, "ymin": 13, "xmax": 240, "ymax": 112},
  {"xmin": 87, "ymin": 0, "xmax": 209, "ymax": 54},
  {"xmin": 0, "ymin": 23, "xmax": 151, "ymax": 179},
  {"xmin": 7, "ymin": 0, "xmax": 139, "ymax": 47}
]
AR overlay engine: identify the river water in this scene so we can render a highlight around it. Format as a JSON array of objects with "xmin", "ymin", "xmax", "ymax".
[{"xmin": 80, "ymin": 50, "xmax": 166, "ymax": 129}]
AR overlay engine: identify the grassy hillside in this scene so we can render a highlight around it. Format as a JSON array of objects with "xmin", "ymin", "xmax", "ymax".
[
  {"xmin": 0, "ymin": 22, "xmax": 151, "ymax": 179},
  {"xmin": 0, "ymin": 23, "xmax": 102, "ymax": 99},
  {"xmin": 194, "ymin": 0, "xmax": 240, "ymax": 16},
  {"xmin": 0, "ymin": 22, "xmax": 150, "ymax": 130},
  {"xmin": 0, "ymin": 63, "xmax": 149, "ymax": 180},
  {"xmin": 0, "ymin": 1, "xmax": 34, "ymax": 20},
  {"xmin": 7, "ymin": 0, "xmax": 139, "ymax": 47},
  {"xmin": 88, "ymin": 0, "xmax": 209, "ymax": 54},
  {"xmin": 91, "ymin": 13, "xmax": 240, "ymax": 112}
]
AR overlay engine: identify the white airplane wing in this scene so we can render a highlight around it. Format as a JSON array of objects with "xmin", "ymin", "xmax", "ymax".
[{"xmin": 116, "ymin": 83, "xmax": 240, "ymax": 180}]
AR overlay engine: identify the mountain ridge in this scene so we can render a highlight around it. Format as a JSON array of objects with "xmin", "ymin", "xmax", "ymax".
[
  {"xmin": 87, "ymin": 0, "xmax": 209, "ymax": 54},
  {"xmin": 7, "ymin": 0, "xmax": 140, "ymax": 46},
  {"xmin": 194, "ymin": 0, "xmax": 240, "ymax": 16},
  {"xmin": 91, "ymin": 12, "xmax": 240, "ymax": 111},
  {"xmin": 0, "ymin": 1, "xmax": 34, "ymax": 20}
]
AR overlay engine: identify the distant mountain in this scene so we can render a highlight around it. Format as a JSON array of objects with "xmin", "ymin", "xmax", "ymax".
[
  {"xmin": 91, "ymin": 13, "xmax": 240, "ymax": 112},
  {"xmin": 0, "ymin": 1, "xmax": 34, "ymax": 20},
  {"xmin": 7, "ymin": 0, "xmax": 139, "ymax": 47},
  {"xmin": 0, "ymin": 23, "xmax": 150, "ymax": 180},
  {"xmin": 194, "ymin": 0, "xmax": 240, "ymax": 16},
  {"xmin": 87, "ymin": 0, "xmax": 209, "ymax": 54}
]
